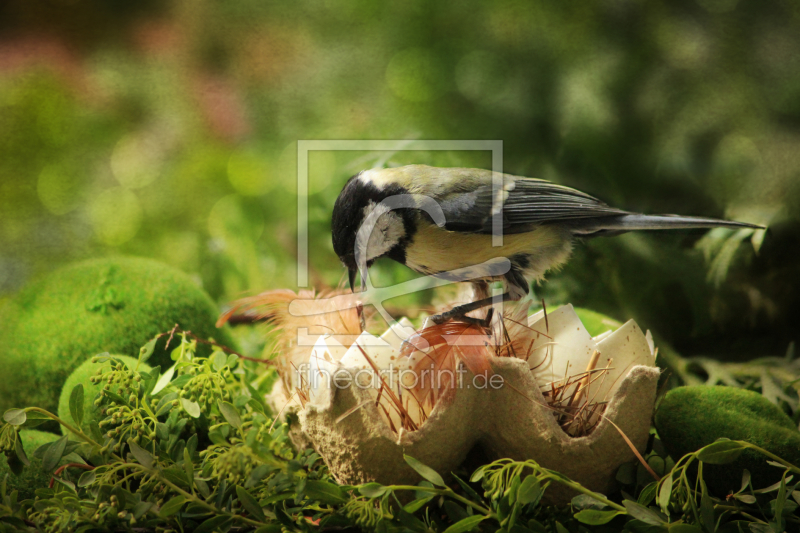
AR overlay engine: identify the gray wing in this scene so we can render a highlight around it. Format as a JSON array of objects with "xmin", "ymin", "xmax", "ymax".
[{"xmin": 437, "ymin": 177, "xmax": 629, "ymax": 234}]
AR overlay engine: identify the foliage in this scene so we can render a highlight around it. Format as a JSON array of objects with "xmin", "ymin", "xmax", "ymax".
[
  {"xmin": 57, "ymin": 355, "xmax": 153, "ymax": 438},
  {"xmin": 0, "ymin": 333, "xmax": 798, "ymax": 532}
]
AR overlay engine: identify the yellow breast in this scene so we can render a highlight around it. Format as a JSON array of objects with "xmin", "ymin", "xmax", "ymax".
[{"xmin": 404, "ymin": 221, "xmax": 571, "ymax": 278}]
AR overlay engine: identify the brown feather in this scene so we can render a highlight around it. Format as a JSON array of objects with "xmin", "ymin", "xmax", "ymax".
[{"xmin": 218, "ymin": 288, "xmax": 362, "ymax": 395}]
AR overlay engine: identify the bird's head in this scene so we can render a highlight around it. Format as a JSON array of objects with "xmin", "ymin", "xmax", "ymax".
[{"xmin": 332, "ymin": 171, "xmax": 411, "ymax": 292}]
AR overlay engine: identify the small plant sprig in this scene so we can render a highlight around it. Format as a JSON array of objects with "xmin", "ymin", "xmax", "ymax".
[{"xmin": 0, "ymin": 330, "xmax": 335, "ymax": 532}]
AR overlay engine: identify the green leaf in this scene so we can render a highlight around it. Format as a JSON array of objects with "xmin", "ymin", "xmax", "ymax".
[
  {"xmin": 638, "ymin": 482, "xmax": 658, "ymax": 506},
  {"xmin": 442, "ymin": 514, "xmax": 487, "ymax": 533},
  {"xmin": 13, "ymin": 435, "xmax": 29, "ymax": 466},
  {"xmin": 443, "ymin": 501, "xmax": 469, "ymax": 523},
  {"xmin": 68, "ymin": 384, "xmax": 84, "ymax": 427},
  {"xmin": 738, "ymin": 470, "xmax": 752, "ymax": 494},
  {"xmin": 218, "ymin": 400, "xmax": 241, "ymax": 429},
  {"xmin": 403, "ymin": 495, "xmax": 435, "ymax": 513},
  {"xmin": 359, "ymin": 482, "xmax": 388, "ymax": 498},
  {"xmin": 102, "ymin": 389, "xmax": 128, "ymax": 406},
  {"xmin": 180, "ymin": 398, "xmax": 201, "ymax": 418},
  {"xmin": 572, "ymin": 493, "xmax": 608, "ymax": 510},
  {"xmin": 194, "ymin": 515, "xmax": 233, "ymax": 533},
  {"xmin": 161, "ymin": 466, "xmax": 190, "ymax": 490},
  {"xmin": 77, "ymin": 470, "xmax": 96, "ymax": 487},
  {"xmin": 452, "ymin": 473, "xmax": 483, "ymax": 503},
  {"xmin": 183, "ymin": 447, "xmax": 194, "ymax": 489},
  {"xmin": 517, "ymin": 475, "xmax": 542, "ymax": 505},
  {"xmin": 507, "ymin": 472, "xmax": 521, "ymax": 505},
  {"xmin": 697, "ymin": 440, "xmax": 745, "ymax": 465},
  {"xmin": 159, "ymin": 495, "xmax": 186, "ymax": 517},
  {"xmin": 212, "ymin": 351, "xmax": 227, "ymax": 371},
  {"xmin": 152, "ymin": 363, "xmax": 176, "ymax": 395},
  {"xmin": 132, "ymin": 501, "xmax": 153, "ymax": 520},
  {"xmin": 3, "ymin": 409, "xmax": 26, "ymax": 426},
  {"xmin": 574, "ymin": 509, "xmax": 623, "ymax": 525},
  {"xmin": 236, "ymin": 486, "xmax": 266, "ymax": 522},
  {"xmin": 404, "ymin": 455, "xmax": 445, "ymax": 487},
  {"xmin": 773, "ymin": 477, "xmax": 787, "ymax": 532},
  {"xmin": 623, "ymin": 500, "xmax": 667, "ymax": 526},
  {"xmin": 699, "ymin": 479, "xmax": 715, "ymax": 533},
  {"xmin": 470, "ymin": 465, "xmax": 486, "ymax": 483},
  {"xmin": 6, "ymin": 451, "xmax": 24, "ymax": 476},
  {"xmin": 53, "ymin": 475, "xmax": 75, "ymax": 492},
  {"xmin": 142, "ymin": 366, "xmax": 161, "ymax": 396},
  {"xmin": 139, "ymin": 337, "xmax": 157, "ymax": 363},
  {"xmin": 128, "ymin": 440, "xmax": 155, "ymax": 469},
  {"xmin": 42, "ymin": 435, "xmax": 68, "ymax": 472},
  {"xmin": 397, "ymin": 509, "xmax": 428, "ymax": 533},
  {"xmin": 658, "ymin": 474, "xmax": 673, "ymax": 514},
  {"xmin": 304, "ymin": 480, "xmax": 348, "ymax": 504},
  {"xmin": 170, "ymin": 375, "xmax": 192, "ymax": 389}
]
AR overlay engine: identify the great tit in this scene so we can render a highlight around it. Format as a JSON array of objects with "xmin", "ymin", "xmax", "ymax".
[{"xmin": 331, "ymin": 164, "xmax": 762, "ymax": 324}]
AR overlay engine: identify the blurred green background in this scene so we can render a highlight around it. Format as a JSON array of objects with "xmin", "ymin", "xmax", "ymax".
[{"xmin": 1, "ymin": 0, "xmax": 798, "ymax": 360}]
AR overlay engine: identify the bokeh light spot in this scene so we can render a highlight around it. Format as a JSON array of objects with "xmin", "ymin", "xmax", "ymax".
[
  {"xmin": 88, "ymin": 187, "xmax": 143, "ymax": 245},
  {"xmin": 558, "ymin": 62, "xmax": 616, "ymax": 133},
  {"xmin": 714, "ymin": 134, "xmax": 762, "ymax": 175},
  {"xmin": 455, "ymin": 50, "xmax": 501, "ymax": 102},
  {"xmin": 208, "ymin": 194, "xmax": 264, "ymax": 243},
  {"xmin": 386, "ymin": 48, "xmax": 448, "ymax": 102},
  {"xmin": 278, "ymin": 143, "xmax": 338, "ymax": 195},
  {"xmin": 227, "ymin": 149, "xmax": 274, "ymax": 196},
  {"xmin": 37, "ymin": 164, "xmax": 81, "ymax": 215},
  {"xmin": 111, "ymin": 133, "xmax": 164, "ymax": 189}
]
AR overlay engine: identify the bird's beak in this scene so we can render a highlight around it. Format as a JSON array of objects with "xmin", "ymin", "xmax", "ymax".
[{"xmin": 348, "ymin": 268, "xmax": 357, "ymax": 293}]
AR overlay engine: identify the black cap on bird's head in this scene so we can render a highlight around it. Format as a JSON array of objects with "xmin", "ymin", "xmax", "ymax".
[{"xmin": 331, "ymin": 171, "xmax": 413, "ymax": 292}]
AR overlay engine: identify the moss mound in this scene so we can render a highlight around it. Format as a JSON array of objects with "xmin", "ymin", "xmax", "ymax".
[
  {"xmin": 574, "ymin": 307, "xmax": 623, "ymax": 337},
  {"xmin": 58, "ymin": 355, "xmax": 152, "ymax": 438},
  {"xmin": 0, "ymin": 257, "xmax": 234, "ymax": 415},
  {"xmin": 0, "ymin": 430, "xmax": 63, "ymax": 500},
  {"xmin": 655, "ymin": 386, "xmax": 800, "ymax": 496}
]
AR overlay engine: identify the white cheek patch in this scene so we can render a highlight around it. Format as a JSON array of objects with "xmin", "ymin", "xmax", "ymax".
[{"xmin": 358, "ymin": 201, "xmax": 405, "ymax": 261}]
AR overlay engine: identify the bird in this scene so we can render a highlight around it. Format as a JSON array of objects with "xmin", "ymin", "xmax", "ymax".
[{"xmin": 331, "ymin": 164, "xmax": 763, "ymax": 326}]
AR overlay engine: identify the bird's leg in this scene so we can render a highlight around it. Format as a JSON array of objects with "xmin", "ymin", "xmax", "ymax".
[{"xmin": 429, "ymin": 292, "xmax": 515, "ymax": 328}]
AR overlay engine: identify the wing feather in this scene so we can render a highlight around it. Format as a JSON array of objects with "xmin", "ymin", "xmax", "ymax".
[{"xmin": 437, "ymin": 175, "xmax": 628, "ymax": 234}]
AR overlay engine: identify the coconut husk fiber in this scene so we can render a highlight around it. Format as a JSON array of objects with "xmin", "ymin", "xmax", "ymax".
[{"xmin": 299, "ymin": 357, "xmax": 659, "ymax": 504}]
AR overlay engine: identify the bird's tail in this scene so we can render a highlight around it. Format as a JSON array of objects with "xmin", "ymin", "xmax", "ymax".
[{"xmin": 569, "ymin": 214, "xmax": 764, "ymax": 237}]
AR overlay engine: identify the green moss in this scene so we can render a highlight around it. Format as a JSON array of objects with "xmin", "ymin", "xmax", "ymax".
[
  {"xmin": 574, "ymin": 307, "xmax": 623, "ymax": 337},
  {"xmin": 655, "ymin": 386, "xmax": 800, "ymax": 496},
  {"xmin": 58, "ymin": 355, "xmax": 152, "ymax": 438},
  {"xmin": 0, "ymin": 430, "xmax": 62, "ymax": 500},
  {"xmin": 0, "ymin": 257, "xmax": 235, "ymax": 415}
]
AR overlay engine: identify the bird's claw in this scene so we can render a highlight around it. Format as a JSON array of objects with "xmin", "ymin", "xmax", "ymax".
[{"xmin": 429, "ymin": 307, "xmax": 494, "ymax": 329}]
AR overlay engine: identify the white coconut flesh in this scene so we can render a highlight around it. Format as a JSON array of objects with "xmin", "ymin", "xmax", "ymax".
[{"xmin": 527, "ymin": 304, "xmax": 656, "ymax": 427}]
